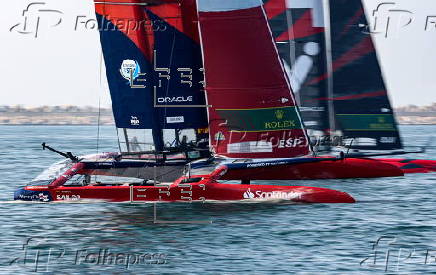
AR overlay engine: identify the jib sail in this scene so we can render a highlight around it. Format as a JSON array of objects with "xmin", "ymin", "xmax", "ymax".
[
  {"xmin": 94, "ymin": 0, "xmax": 209, "ymax": 155},
  {"xmin": 197, "ymin": 0, "xmax": 310, "ymax": 158}
]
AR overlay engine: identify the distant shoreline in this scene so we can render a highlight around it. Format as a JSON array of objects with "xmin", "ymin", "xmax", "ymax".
[{"xmin": 1, "ymin": 105, "xmax": 435, "ymax": 125}]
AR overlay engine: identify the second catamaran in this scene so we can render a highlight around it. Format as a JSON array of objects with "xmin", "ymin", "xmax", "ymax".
[
  {"xmin": 264, "ymin": 0, "xmax": 435, "ymax": 173},
  {"xmin": 189, "ymin": 0, "xmax": 403, "ymax": 180}
]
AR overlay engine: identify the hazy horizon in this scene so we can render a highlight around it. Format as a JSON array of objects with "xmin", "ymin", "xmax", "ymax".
[
  {"xmin": 1, "ymin": 102, "xmax": 435, "ymax": 108},
  {"xmin": 1, "ymin": 0, "xmax": 436, "ymax": 108}
]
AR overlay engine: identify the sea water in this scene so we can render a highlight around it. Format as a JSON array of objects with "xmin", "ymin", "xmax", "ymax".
[{"xmin": 0, "ymin": 125, "xmax": 435, "ymax": 274}]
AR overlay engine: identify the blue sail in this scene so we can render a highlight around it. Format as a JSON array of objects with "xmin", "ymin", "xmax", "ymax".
[{"xmin": 95, "ymin": 1, "xmax": 208, "ymax": 153}]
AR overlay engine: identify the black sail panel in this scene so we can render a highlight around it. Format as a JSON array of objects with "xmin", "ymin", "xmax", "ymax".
[
  {"xmin": 263, "ymin": 0, "xmax": 330, "ymax": 144},
  {"xmin": 329, "ymin": 0, "xmax": 403, "ymax": 150}
]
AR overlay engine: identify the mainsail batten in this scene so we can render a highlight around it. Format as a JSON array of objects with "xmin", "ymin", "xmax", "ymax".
[{"xmin": 197, "ymin": 0, "xmax": 310, "ymax": 158}]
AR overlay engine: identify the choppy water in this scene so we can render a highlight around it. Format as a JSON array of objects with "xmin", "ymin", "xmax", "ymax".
[{"xmin": 0, "ymin": 125, "xmax": 435, "ymax": 274}]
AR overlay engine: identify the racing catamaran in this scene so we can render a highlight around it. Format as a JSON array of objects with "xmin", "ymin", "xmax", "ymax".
[
  {"xmin": 19, "ymin": 0, "xmax": 430, "ymax": 202},
  {"xmin": 263, "ymin": 0, "xmax": 436, "ymax": 173},
  {"xmin": 14, "ymin": 0, "xmax": 357, "ymax": 203}
]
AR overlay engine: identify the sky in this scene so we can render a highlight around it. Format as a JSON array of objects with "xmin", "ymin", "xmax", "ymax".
[{"xmin": 0, "ymin": 0, "xmax": 435, "ymax": 108}]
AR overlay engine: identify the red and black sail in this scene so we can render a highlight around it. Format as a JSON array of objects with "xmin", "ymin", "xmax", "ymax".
[
  {"xmin": 328, "ymin": 0, "xmax": 403, "ymax": 150},
  {"xmin": 263, "ymin": 0, "xmax": 330, "ymax": 139}
]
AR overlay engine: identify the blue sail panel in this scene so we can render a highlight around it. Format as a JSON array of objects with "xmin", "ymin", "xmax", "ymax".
[
  {"xmin": 95, "ymin": 1, "xmax": 209, "ymax": 153},
  {"xmin": 147, "ymin": 10, "xmax": 208, "ymax": 130},
  {"xmin": 97, "ymin": 14, "xmax": 156, "ymax": 130}
]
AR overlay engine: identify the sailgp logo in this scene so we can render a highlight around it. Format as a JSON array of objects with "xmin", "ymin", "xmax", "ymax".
[{"xmin": 120, "ymin": 60, "xmax": 141, "ymax": 81}]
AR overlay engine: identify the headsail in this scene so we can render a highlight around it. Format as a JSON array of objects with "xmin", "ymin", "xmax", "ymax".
[
  {"xmin": 95, "ymin": 0, "xmax": 209, "ymax": 155},
  {"xmin": 197, "ymin": 0, "xmax": 310, "ymax": 158},
  {"xmin": 327, "ymin": 0, "xmax": 403, "ymax": 151}
]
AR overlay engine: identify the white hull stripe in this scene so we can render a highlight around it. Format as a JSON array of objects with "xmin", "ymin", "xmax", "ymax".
[{"xmin": 197, "ymin": 0, "xmax": 262, "ymax": 12}]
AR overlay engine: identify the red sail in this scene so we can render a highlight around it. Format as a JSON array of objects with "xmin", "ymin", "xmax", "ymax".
[{"xmin": 197, "ymin": 0, "xmax": 310, "ymax": 158}]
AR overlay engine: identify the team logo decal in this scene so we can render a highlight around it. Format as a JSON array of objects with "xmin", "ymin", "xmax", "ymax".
[
  {"xmin": 275, "ymin": 110, "xmax": 285, "ymax": 120},
  {"xmin": 130, "ymin": 116, "xmax": 140, "ymax": 126},
  {"xmin": 38, "ymin": 193, "xmax": 50, "ymax": 202},
  {"xmin": 243, "ymin": 189, "xmax": 255, "ymax": 199},
  {"xmin": 120, "ymin": 60, "xmax": 141, "ymax": 81},
  {"xmin": 243, "ymin": 189, "xmax": 304, "ymax": 200}
]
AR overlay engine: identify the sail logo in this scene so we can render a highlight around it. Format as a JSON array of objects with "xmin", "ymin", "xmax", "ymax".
[
  {"xmin": 278, "ymin": 137, "xmax": 306, "ymax": 148},
  {"xmin": 265, "ymin": 120, "xmax": 296, "ymax": 130},
  {"xmin": 217, "ymin": 107, "xmax": 301, "ymax": 132},
  {"xmin": 130, "ymin": 116, "xmax": 140, "ymax": 126},
  {"xmin": 166, "ymin": 116, "xmax": 184, "ymax": 124},
  {"xmin": 275, "ymin": 110, "xmax": 285, "ymax": 120},
  {"xmin": 157, "ymin": 96, "xmax": 193, "ymax": 104},
  {"xmin": 120, "ymin": 60, "xmax": 141, "ymax": 81}
]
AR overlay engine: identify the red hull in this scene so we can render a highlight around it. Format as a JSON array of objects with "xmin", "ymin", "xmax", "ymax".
[
  {"xmin": 19, "ymin": 176, "xmax": 355, "ymax": 204},
  {"xmin": 221, "ymin": 158, "xmax": 404, "ymax": 180},
  {"xmin": 376, "ymin": 158, "xmax": 436, "ymax": 174}
]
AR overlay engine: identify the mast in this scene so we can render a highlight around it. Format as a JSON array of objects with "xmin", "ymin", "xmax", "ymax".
[{"xmin": 322, "ymin": 0, "xmax": 336, "ymax": 135}]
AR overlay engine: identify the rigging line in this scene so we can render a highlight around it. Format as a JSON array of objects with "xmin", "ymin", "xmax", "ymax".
[
  {"xmin": 162, "ymin": 23, "xmax": 178, "ymax": 130},
  {"xmin": 96, "ymin": 49, "xmax": 103, "ymax": 155}
]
